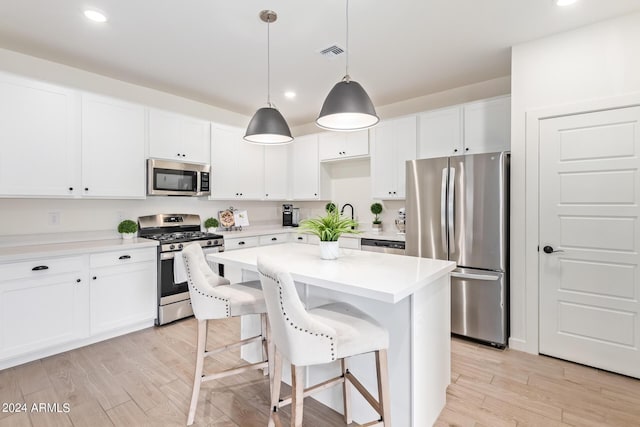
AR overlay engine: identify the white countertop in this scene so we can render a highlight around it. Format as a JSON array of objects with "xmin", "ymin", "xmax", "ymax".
[
  {"xmin": 0, "ymin": 236, "xmax": 158, "ymax": 263},
  {"xmin": 207, "ymin": 243, "xmax": 454, "ymax": 304},
  {"xmin": 218, "ymin": 224, "xmax": 406, "ymax": 242}
]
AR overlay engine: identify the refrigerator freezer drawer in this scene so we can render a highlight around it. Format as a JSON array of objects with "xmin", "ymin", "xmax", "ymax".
[{"xmin": 451, "ymin": 267, "xmax": 507, "ymax": 347}]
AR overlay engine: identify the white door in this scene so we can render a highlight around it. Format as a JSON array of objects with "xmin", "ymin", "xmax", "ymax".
[{"xmin": 539, "ymin": 106, "xmax": 640, "ymax": 379}]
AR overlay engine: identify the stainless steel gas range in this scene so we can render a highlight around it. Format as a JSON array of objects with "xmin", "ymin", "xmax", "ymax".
[{"xmin": 138, "ymin": 214, "xmax": 224, "ymax": 325}]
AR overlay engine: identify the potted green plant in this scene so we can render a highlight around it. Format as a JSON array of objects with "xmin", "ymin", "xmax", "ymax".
[
  {"xmin": 117, "ymin": 219, "xmax": 138, "ymax": 239},
  {"xmin": 325, "ymin": 202, "xmax": 337, "ymax": 213},
  {"xmin": 299, "ymin": 208, "xmax": 360, "ymax": 260},
  {"xmin": 204, "ymin": 217, "xmax": 219, "ymax": 233},
  {"xmin": 370, "ymin": 202, "xmax": 383, "ymax": 232}
]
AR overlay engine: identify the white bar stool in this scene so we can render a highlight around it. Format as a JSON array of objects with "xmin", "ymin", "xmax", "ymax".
[
  {"xmin": 182, "ymin": 243, "xmax": 269, "ymax": 426},
  {"xmin": 257, "ymin": 255, "xmax": 392, "ymax": 427}
]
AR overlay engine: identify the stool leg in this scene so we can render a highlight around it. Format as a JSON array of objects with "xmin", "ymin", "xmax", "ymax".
[
  {"xmin": 261, "ymin": 313, "xmax": 269, "ymax": 375},
  {"xmin": 376, "ymin": 349, "xmax": 392, "ymax": 426},
  {"xmin": 268, "ymin": 348, "xmax": 283, "ymax": 427},
  {"xmin": 187, "ymin": 319, "xmax": 207, "ymax": 425},
  {"xmin": 290, "ymin": 364, "xmax": 305, "ymax": 427},
  {"xmin": 341, "ymin": 358, "xmax": 352, "ymax": 424}
]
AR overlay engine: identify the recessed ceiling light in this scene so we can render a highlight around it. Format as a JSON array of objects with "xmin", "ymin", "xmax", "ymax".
[
  {"xmin": 556, "ymin": 0, "xmax": 578, "ymax": 6},
  {"xmin": 284, "ymin": 91, "xmax": 296, "ymax": 99},
  {"xmin": 84, "ymin": 9, "xmax": 108, "ymax": 23}
]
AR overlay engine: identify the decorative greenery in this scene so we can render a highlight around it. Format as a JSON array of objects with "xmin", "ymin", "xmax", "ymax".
[
  {"xmin": 117, "ymin": 219, "xmax": 138, "ymax": 234},
  {"xmin": 299, "ymin": 209, "xmax": 360, "ymax": 242},
  {"xmin": 370, "ymin": 202, "xmax": 383, "ymax": 224},
  {"xmin": 204, "ymin": 217, "xmax": 219, "ymax": 229},
  {"xmin": 325, "ymin": 202, "xmax": 337, "ymax": 213}
]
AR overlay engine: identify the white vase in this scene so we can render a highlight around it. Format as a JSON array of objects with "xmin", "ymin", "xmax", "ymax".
[
  {"xmin": 319, "ymin": 241, "xmax": 340, "ymax": 260},
  {"xmin": 207, "ymin": 227, "xmax": 217, "ymax": 233},
  {"xmin": 122, "ymin": 232, "xmax": 135, "ymax": 240}
]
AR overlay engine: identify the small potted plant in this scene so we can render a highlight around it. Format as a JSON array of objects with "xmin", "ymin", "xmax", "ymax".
[
  {"xmin": 325, "ymin": 202, "xmax": 337, "ymax": 213},
  {"xmin": 370, "ymin": 202, "xmax": 383, "ymax": 232},
  {"xmin": 204, "ymin": 217, "xmax": 219, "ymax": 233},
  {"xmin": 299, "ymin": 208, "xmax": 360, "ymax": 260},
  {"xmin": 117, "ymin": 219, "xmax": 138, "ymax": 239}
]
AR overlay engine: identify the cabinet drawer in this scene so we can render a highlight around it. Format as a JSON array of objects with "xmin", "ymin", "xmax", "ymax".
[
  {"xmin": 339, "ymin": 237, "xmax": 360, "ymax": 249},
  {"xmin": 259, "ymin": 234, "xmax": 289, "ymax": 246},
  {"xmin": 0, "ymin": 256, "xmax": 85, "ymax": 282},
  {"xmin": 90, "ymin": 248, "xmax": 157, "ymax": 269},
  {"xmin": 225, "ymin": 236, "xmax": 259, "ymax": 251}
]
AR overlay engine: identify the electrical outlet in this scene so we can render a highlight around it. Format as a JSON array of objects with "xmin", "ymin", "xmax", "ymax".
[{"xmin": 48, "ymin": 212, "xmax": 60, "ymax": 226}]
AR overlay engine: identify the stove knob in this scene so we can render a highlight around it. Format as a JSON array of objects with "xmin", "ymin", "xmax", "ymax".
[
  {"xmin": 206, "ymin": 240, "xmax": 212, "ymax": 246},
  {"xmin": 178, "ymin": 244, "xmax": 183, "ymax": 249},
  {"xmin": 214, "ymin": 240, "xmax": 219, "ymax": 246},
  {"xmin": 170, "ymin": 244, "xmax": 175, "ymax": 250}
]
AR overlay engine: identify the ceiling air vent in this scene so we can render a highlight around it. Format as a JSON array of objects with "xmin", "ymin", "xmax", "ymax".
[{"xmin": 319, "ymin": 44, "xmax": 345, "ymax": 59}]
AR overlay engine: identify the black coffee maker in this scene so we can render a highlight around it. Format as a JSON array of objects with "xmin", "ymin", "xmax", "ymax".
[{"xmin": 282, "ymin": 204, "xmax": 299, "ymax": 227}]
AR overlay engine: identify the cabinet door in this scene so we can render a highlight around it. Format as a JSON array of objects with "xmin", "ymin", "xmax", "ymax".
[
  {"xmin": 149, "ymin": 109, "xmax": 182, "ymax": 161},
  {"xmin": 0, "ymin": 272, "xmax": 88, "ymax": 359},
  {"xmin": 237, "ymin": 140, "xmax": 265, "ymax": 199},
  {"xmin": 90, "ymin": 261, "xmax": 156, "ymax": 335},
  {"xmin": 292, "ymin": 134, "xmax": 320, "ymax": 199},
  {"xmin": 211, "ymin": 126, "xmax": 241, "ymax": 199},
  {"xmin": 318, "ymin": 131, "xmax": 368, "ymax": 161},
  {"xmin": 394, "ymin": 116, "xmax": 418, "ymax": 198},
  {"xmin": 81, "ymin": 94, "xmax": 146, "ymax": 198},
  {"xmin": 264, "ymin": 144, "xmax": 290, "ymax": 200},
  {"xmin": 418, "ymin": 106, "xmax": 462, "ymax": 158},
  {"xmin": 463, "ymin": 96, "xmax": 511, "ymax": 154},
  {"xmin": 0, "ymin": 73, "xmax": 79, "ymax": 196},
  {"xmin": 371, "ymin": 120, "xmax": 398, "ymax": 199},
  {"xmin": 180, "ymin": 116, "xmax": 210, "ymax": 163}
]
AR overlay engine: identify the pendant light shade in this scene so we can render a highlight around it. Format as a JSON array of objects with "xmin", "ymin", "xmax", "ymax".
[
  {"xmin": 316, "ymin": 0, "xmax": 378, "ymax": 131},
  {"xmin": 244, "ymin": 10, "xmax": 293, "ymax": 145},
  {"xmin": 316, "ymin": 78, "xmax": 379, "ymax": 131},
  {"xmin": 245, "ymin": 107, "xmax": 293, "ymax": 144}
]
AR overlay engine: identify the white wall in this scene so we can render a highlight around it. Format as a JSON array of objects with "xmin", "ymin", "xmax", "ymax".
[{"xmin": 510, "ymin": 12, "xmax": 640, "ymax": 352}]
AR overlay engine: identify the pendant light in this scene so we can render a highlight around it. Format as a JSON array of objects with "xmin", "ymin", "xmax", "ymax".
[
  {"xmin": 316, "ymin": 0, "xmax": 379, "ymax": 131},
  {"xmin": 244, "ymin": 10, "xmax": 293, "ymax": 144}
]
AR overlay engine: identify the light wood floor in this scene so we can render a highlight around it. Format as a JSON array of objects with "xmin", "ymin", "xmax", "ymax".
[{"xmin": 0, "ymin": 317, "xmax": 638, "ymax": 427}]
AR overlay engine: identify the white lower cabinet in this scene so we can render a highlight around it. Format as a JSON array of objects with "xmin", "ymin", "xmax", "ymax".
[
  {"xmin": 89, "ymin": 248, "xmax": 157, "ymax": 335},
  {"xmin": 0, "ymin": 256, "xmax": 88, "ymax": 360},
  {"xmin": 0, "ymin": 246, "xmax": 157, "ymax": 369}
]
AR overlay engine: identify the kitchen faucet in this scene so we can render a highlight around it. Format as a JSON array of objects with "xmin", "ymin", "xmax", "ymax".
[{"xmin": 340, "ymin": 203, "xmax": 355, "ymax": 229}]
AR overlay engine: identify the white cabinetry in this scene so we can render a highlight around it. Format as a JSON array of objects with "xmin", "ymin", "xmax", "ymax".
[
  {"xmin": 211, "ymin": 126, "xmax": 265, "ymax": 200},
  {"xmin": 81, "ymin": 94, "xmax": 146, "ymax": 198},
  {"xmin": 0, "ymin": 256, "xmax": 88, "ymax": 360},
  {"xmin": 371, "ymin": 115, "xmax": 417, "ymax": 199},
  {"xmin": 0, "ymin": 72, "xmax": 79, "ymax": 197},
  {"xmin": 264, "ymin": 145, "xmax": 290, "ymax": 200},
  {"xmin": 89, "ymin": 248, "xmax": 157, "ymax": 335},
  {"xmin": 318, "ymin": 130, "xmax": 369, "ymax": 161},
  {"xmin": 149, "ymin": 109, "xmax": 210, "ymax": 164},
  {"xmin": 292, "ymin": 134, "xmax": 329, "ymax": 200},
  {"xmin": 418, "ymin": 95, "xmax": 510, "ymax": 159}
]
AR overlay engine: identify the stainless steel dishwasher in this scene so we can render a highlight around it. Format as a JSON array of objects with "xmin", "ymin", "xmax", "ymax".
[{"xmin": 360, "ymin": 238, "xmax": 406, "ymax": 255}]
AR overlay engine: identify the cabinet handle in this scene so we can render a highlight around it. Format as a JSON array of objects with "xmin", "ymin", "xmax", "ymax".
[
  {"xmin": 297, "ymin": 237, "xmax": 303, "ymax": 240},
  {"xmin": 32, "ymin": 265, "xmax": 49, "ymax": 271},
  {"xmin": 76, "ymin": 278, "xmax": 81, "ymax": 283},
  {"xmin": 453, "ymin": 149, "xmax": 458, "ymax": 153},
  {"xmin": 238, "ymin": 241, "xmax": 245, "ymax": 245},
  {"xmin": 393, "ymin": 191, "xmax": 397, "ymax": 194},
  {"xmin": 465, "ymin": 148, "xmax": 469, "ymax": 152},
  {"xmin": 177, "ymin": 153, "xmax": 181, "ymax": 157},
  {"xmin": 68, "ymin": 187, "xmax": 73, "ymax": 191},
  {"xmin": 265, "ymin": 193, "xmax": 269, "ymax": 197},
  {"xmin": 314, "ymin": 193, "xmax": 317, "ymax": 196},
  {"xmin": 182, "ymin": 154, "xmax": 186, "ymax": 157},
  {"xmin": 84, "ymin": 187, "xmax": 89, "ymax": 191},
  {"xmin": 118, "ymin": 255, "xmax": 131, "ymax": 260},
  {"xmin": 93, "ymin": 276, "xmax": 97, "ymax": 280},
  {"xmin": 271, "ymin": 237, "xmax": 277, "ymax": 241}
]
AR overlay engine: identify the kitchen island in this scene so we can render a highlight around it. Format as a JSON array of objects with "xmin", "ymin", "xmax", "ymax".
[{"xmin": 207, "ymin": 243, "xmax": 456, "ymax": 426}]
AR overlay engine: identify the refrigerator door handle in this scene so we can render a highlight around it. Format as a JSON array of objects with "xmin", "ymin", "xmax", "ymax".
[
  {"xmin": 441, "ymin": 168, "xmax": 448, "ymax": 253},
  {"xmin": 448, "ymin": 166, "xmax": 456, "ymax": 253}
]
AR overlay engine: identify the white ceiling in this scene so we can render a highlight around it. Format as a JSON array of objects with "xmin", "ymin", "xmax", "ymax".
[{"xmin": 0, "ymin": 0, "xmax": 639, "ymax": 126}]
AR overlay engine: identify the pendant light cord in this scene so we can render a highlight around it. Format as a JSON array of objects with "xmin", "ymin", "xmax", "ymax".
[
  {"xmin": 267, "ymin": 17, "xmax": 271, "ymax": 107},
  {"xmin": 345, "ymin": 0, "xmax": 350, "ymax": 81}
]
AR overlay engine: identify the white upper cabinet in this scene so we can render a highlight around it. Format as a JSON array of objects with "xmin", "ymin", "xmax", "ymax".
[
  {"xmin": 264, "ymin": 145, "xmax": 290, "ymax": 200},
  {"xmin": 292, "ymin": 134, "xmax": 322, "ymax": 200},
  {"xmin": 318, "ymin": 130, "xmax": 369, "ymax": 161},
  {"xmin": 463, "ymin": 96, "xmax": 511, "ymax": 155},
  {"xmin": 81, "ymin": 94, "xmax": 146, "ymax": 198},
  {"xmin": 0, "ymin": 72, "xmax": 80, "ymax": 197},
  {"xmin": 149, "ymin": 109, "xmax": 210, "ymax": 164},
  {"xmin": 418, "ymin": 96, "xmax": 511, "ymax": 159},
  {"xmin": 418, "ymin": 105, "xmax": 463, "ymax": 158},
  {"xmin": 210, "ymin": 126, "xmax": 265, "ymax": 200},
  {"xmin": 371, "ymin": 115, "xmax": 417, "ymax": 199}
]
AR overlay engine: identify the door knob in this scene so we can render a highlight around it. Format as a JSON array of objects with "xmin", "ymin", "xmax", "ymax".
[{"xmin": 543, "ymin": 245, "xmax": 564, "ymax": 254}]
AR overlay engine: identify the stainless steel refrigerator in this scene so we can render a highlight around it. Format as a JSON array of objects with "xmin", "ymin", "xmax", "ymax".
[{"xmin": 406, "ymin": 152, "xmax": 509, "ymax": 347}]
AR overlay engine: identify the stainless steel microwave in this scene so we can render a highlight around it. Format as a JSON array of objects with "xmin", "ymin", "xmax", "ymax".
[{"xmin": 147, "ymin": 159, "xmax": 211, "ymax": 196}]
